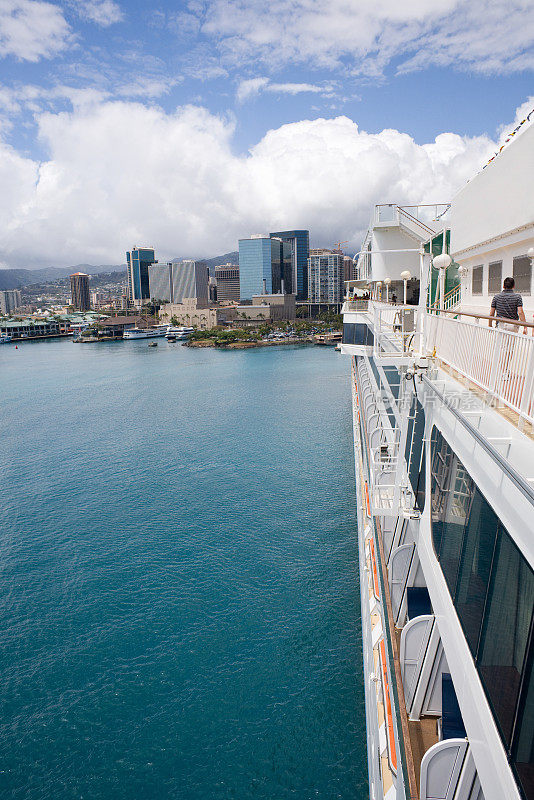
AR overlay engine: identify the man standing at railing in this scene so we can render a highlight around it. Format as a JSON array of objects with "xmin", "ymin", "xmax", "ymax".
[{"xmin": 489, "ymin": 277, "xmax": 527, "ymax": 334}]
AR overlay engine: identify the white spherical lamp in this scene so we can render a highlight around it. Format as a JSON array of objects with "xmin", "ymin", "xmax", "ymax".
[
  {"xmin": 528, "ymin": 247, "xmax": 534, "ymax": 260},
  {"xmin": 458, "ymin": 265, "xmax": 469, "ymax": 278},
  {"xmin": 433, "ymin": 253, "xmax": 452, "ymax": 270},
  {"xmin": 400, "ymin": 270, "xmax": 412, "ymax": 281}
]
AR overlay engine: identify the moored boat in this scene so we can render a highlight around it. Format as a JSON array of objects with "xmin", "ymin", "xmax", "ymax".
[{"xmin": 123, "ymin": 327, "xmax": 168, "ymax": 340}]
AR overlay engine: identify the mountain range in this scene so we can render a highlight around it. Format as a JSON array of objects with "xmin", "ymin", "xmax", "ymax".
[{"xmin": 0, "ymin": 252, "xmax": 240, "ymax": 290}]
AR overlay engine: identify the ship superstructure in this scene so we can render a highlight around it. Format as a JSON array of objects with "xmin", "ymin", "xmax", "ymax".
[{"xmin": 343, "ymin": 124, "xmax": 534, "ymax": 800}]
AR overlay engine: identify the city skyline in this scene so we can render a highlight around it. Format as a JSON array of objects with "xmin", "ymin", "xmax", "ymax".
[{"xmin": 0, "ymin": 1, "xmax": 532, "ymax": 270}]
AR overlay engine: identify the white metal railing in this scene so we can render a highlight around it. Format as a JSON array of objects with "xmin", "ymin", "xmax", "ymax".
[
  {"xmin": 429, "ymin": 284, "xmax": 461, "ymax": 312},
  {"xmin": 343, "ymin": 299, "xmax": 369, "ymax": 311},
  {"xmin": 372, "ymin": 303, "xmax": 419, "ymax": 357},
  {"xmin": 426, "ymin": 313, "xmax": 534, "ymax": 428}
]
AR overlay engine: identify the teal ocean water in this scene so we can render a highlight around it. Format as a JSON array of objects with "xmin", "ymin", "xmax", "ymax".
[{"xmin": 0, "ymin": 338, "xmax": 367, "ymax": 800}]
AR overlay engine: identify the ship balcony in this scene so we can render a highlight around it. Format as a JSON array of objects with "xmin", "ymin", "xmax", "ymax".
[
  {"xmin": 342, "ymin": 299, "xmax": 419, "ymax": 363},
  {"xmin": 426, "ymin": 309, "xmax": 534, "ymax": 431}
]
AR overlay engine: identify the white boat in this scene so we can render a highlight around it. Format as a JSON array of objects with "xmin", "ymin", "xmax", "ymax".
[
  {"xmin": 123, "ymin": 327, "xmax": 168, "ymax": 340},
  {"xmin": 166, "ymin": 326, "xmax": 194, "ymax": 340},
  {"xmin": 0, "ymin": 334, "xmax": 12, "ymax": 344},
  {"xmin": 342, "ymin": 122, "xmax": 534, "ymax": 800}
]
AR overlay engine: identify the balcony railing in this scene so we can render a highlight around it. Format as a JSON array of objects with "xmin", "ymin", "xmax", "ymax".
[
  {"xmin": 426, "ymin": 310, "xmax": 534, "ymax": 429},
  {"xmin": 343, "ymin": 299, "xmax": 369, "ymax": 311}
]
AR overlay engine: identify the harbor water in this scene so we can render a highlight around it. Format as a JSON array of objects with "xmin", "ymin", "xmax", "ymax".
[{"xmin": 0, "ymin": 338, "xmax": 367, "ymax": 800}]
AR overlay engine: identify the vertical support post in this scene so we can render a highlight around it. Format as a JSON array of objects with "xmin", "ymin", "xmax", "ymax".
[
  {"xmin": 487, "ymin": 328, "xmax": 503, "ymax": 406},
  {"xmin": 519, "ymin": 339, "xmax": 534, "ymax": 429}
]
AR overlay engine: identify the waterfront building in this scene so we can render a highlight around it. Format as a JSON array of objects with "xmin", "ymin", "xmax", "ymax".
[
  {"xmin": 172, "ymin": 260, "xmax": 209, "ymax": 307},
  {"xmin": 158, "ymin": 299, "xmax": 235, "ymax": 330},
  {"xmin": 238, "ymin": 236, "xmax": 292, "ymax": 300},
  {"xmin": 214, "ymin": 264, "xmax": 240, "ymax": 302},
  {"xmin": 270, "ymin": 230, "xmax": 310, "ymax": 300},
  {"xmin": 234, "ymin": 293, "xmax": 296, "ymax": 325},
  {"xmin": 148, "ymin": 261, "xmax": 174, "ymax": 303},
  {"xmin": 0, "ymin": 317, "xmax": 68, "ymax": 339},
  {"xmin": 70, "ymin": 273, "xmax": 90, "ymax": 311},
  {"xmin": 341, "ymin": 122, "xmax": 534, "ymax": 800},
  {"xmin": 126, "ymin": 247, "xmax": 156, "ymax": 307},
  {"xmin": 0, "ymin": 289, "xmax": 22, "ymax": 315},
  {"xmin": 308, "ymin": 249, "xmax": 344, "ymax": 303}
]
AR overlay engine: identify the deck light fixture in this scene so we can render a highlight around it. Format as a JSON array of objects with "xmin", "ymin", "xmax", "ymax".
[
  {"xmin": 384, "ymin": 277, "xmax": 391, "ymax": 303},
  {"xmin": 400, "ymin": 270, "xmax": 411, "ymax": 304},
  {"xmin": 432, "ymin": 253, "xmax": 452, "ymax": 271}
]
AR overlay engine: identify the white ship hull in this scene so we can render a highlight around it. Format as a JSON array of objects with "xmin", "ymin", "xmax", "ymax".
[{"xmin": 123, "ymin": 328, "xmax": 167, "ymax": 340}]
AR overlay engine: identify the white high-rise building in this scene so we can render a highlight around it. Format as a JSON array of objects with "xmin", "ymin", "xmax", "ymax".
[{"xmin": 0, "ymin": 289, "xmax": 22, "ymax": 314}]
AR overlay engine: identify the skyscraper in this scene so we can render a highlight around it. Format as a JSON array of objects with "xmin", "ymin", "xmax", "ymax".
[
  {"xmin": 126, "ymin": 247, "xmax": 156, "ymax": 306},
  {"xmin": 70, "ymin": 272, "xmax": 90, "ymax": 310},
  {"xmin": 308, "ymin": 250, "xmax": 344, "ymax": 303},
  {"xmin": 148, "ymin": 260, "xmax": 209, "ymax": 305},
  {"xmin": 148, "ymin": 262, "xmax": 173, "ymax": 302},
  {"xmin": 269, "ymin": 230, "xmax": 309, "ymax": 300},
  {"xmin": 215, "ymin": 265, "xmax": 240, "ymax": 302},
  {"xmin": 172, "ymin": 260, "xmax": 209, "ymax": 307},
  {"xmin": 0, "ymin": 289, "xmax": 22, "ymax": 314},
  {"xmin": 238, "ymin": 236, "xmax": 292, "ymax": 300}
]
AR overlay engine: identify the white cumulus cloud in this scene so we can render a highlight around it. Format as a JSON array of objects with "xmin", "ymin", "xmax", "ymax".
[
  {"xmin": 0, "ymin": 0, "xmax": 71, "ymax": 61},
  {"xmin": 0, "ymin": 98, "xmax": 518, "ymax": 268}
]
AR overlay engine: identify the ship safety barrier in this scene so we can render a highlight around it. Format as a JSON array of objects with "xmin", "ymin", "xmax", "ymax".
[
  {"xmin": 373, "ymin": 304, "xmax": 419, "ymax": 358},
  {"xmin": 426, "ymin": 309, "xmax": 534, "ymax": 429},
  {"xmin": 428, "ymin": 284, "xmax": 461, "ymax": 312}
]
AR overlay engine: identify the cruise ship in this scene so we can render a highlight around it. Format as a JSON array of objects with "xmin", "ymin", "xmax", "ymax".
[{"xmin": 342, "ymin": 122, "xmax": 534, "ymax": 800}]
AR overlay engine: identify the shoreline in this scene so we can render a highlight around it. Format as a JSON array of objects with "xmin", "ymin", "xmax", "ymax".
[{"xmin": 187, "ymin": 336, "xmax": 321, "ymax": 349}]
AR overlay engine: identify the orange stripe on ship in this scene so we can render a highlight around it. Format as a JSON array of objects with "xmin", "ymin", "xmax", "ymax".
[
  {"xmin": 379, "ymin": 638, "xmax": 398, "ymax": 773},
  {"xmin": 369, "ymin": 538, "xmax": 380, "ymax": 599},
  {"xmin": 364, "ymin": 482, "xmax": 371, "ymax": 518}
]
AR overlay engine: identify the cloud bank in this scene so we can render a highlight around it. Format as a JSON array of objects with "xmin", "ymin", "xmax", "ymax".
[
  {"xmin": 198, "ymin": 0, "xmax": 534, "ymax": 77},
  {"xmin": 0, "ymin": 97, "xmax": 529, "ymax": 269}
]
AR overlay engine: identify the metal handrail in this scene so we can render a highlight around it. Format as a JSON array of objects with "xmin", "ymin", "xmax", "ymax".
[
  {"xmin": 426, "ymin": 312, "xmax": 534, "ymax": 428},
  {"xmin": 398, "ymin": 206, "xmax": 436, "ymax": 237},
  {"xmin": 428, "ymin": 307, "xmax": 534, "ymax": 330},
  {"xmin": 422, "ymin": 376, "xmax": 534, "ymax": 506}
]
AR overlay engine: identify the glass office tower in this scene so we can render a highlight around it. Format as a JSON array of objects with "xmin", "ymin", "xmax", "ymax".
[
  {"xmin": 269, "ymin": 230, "xmax": 309, "ymax": 300},
  {"xmin": 238, "ymin": 236, "xmax": 294, "ymax": 300},
  {"xmin": 126, "ymin": 247, "xmax": 155, "ymax": 305}
]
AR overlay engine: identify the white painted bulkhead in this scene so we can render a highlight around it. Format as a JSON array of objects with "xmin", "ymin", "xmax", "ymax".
[{"xmin": 450, "ymin": 123, "xmax": 534, "ymax": 319}]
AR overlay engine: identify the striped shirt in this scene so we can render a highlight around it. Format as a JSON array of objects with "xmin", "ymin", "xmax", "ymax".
[{"xmin": 491, "ymin": 290, "xmax": 523, "ymax": 320}]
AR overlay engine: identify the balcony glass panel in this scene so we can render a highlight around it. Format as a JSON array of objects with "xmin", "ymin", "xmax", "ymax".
[{"xmin": 477, "ymin": 531, "xmax": 534, "ymax": 744}]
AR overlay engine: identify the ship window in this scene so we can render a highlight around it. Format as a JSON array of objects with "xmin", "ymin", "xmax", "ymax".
[
  {"xmin": 342, "ymin": 322, "xmax": 374, "ymax": 346},
  {"xmin": 455, "ymin": 490, "xmax": 499, "ymax": 655},
  {"xmin": 513, "ymin": 643, "xmax": 534, "ymax": 799},
  {"xmin": 513, "ymin": 256, "xmax": 532, "ymax": 296},
  {"xmin": 477, "ymin": 532, "xmax": 534, "ymax": 744},
  {"xmin": 430, "ymin": 426, "xmax": 534, "ymax": 799},
  {"xmin": 488, "ymin": 261, "xmax": 503, "ymax": 294},
  {"xmin": 472, "ymin": 265, "xmax": 483, "ymax": 295}
]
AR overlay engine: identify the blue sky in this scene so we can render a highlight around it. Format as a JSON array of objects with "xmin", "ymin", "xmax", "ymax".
[{"xmin": 0, "ymin": 0, "xmax": 533, "ymax": 267}]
